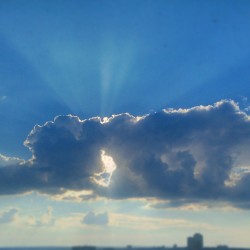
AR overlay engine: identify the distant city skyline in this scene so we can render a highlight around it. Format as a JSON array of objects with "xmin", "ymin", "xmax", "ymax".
[{"xmin": 71, "ymin": 233, "xmax": 248, "ymax": 249}]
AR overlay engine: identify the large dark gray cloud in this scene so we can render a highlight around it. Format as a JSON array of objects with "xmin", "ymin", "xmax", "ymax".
[{"xmin": 1, "ymin": 100, "xmax": 250, "ymax": 208}]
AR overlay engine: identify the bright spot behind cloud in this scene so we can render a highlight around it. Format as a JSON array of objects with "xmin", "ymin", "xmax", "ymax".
[{"xmin": 92, "ymin": 150, "xmax": 117, "ymax": 187}]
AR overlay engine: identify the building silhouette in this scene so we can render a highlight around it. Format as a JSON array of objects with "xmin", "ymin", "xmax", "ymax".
[{"xmin": 187, "ymin": 233, "xmax": 203, "ymax": 250}]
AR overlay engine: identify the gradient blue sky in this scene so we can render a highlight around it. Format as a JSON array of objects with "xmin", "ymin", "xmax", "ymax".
[{"xmin": 1, "ymin": 0, "xmax": 250, "ymax": 247}]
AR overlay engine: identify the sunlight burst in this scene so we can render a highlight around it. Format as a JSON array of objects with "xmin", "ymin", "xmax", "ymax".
[{"xmin": 92, "ymin": 150, "xmax": 117, "ymax": 187}]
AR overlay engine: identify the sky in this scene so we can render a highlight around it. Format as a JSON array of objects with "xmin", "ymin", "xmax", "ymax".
[{"xmin": 1, "ymin": 0, "xmax": 250, "ymax": 247}]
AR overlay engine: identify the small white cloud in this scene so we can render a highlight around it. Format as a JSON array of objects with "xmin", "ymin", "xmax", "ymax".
[
  {"xmin": 82, "ymin": 211, "xmax": 109, "ymax": 226},
  {"xmin": 28, "ymin": 206, "xmax": 55, "ymax": 227},
  {"xmin": 0, "ymin": 208, "xmax": 18, "ymax": 223}
]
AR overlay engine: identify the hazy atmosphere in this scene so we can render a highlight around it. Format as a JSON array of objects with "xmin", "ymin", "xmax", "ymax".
[{"xmin": 1, "ymin": 0, "xmax": 250, "ymax": 247}]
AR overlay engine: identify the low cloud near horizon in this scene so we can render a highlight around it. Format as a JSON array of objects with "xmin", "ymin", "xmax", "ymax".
[
  {"xmin": 82, "ymin": 211, "xmax": 109, "ymax": 226},
  {"xmin": 0, "ymin": 208, "xmax": 18, "ymax": 224},
  {"xmin": 1, "ymin": 100, "xmax": 250, "ymax": 209}
]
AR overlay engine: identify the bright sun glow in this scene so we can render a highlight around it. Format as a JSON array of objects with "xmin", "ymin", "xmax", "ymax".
[
  {"xmin": 101, "ymin": 150, "xmax": 117, "ymax": 173},
  {"xmin": 92, "ymin": 150, "xmax": 117, "ymax": 187}
]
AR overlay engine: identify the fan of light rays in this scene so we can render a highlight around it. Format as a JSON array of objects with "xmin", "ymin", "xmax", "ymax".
[{"xmin": 100, "ymin": 38, "xmax": 134, "ymax": 116}]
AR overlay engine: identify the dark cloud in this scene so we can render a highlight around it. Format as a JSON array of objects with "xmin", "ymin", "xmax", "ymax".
[
  {"xmin": 1, "ymin": 100, "xmax": 250, "ymax": 208},
  {"xmin": 82, "ymin": 211, "xmax": 109, "ymax": 226}
]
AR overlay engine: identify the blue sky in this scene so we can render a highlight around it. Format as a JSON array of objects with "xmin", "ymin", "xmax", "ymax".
[{"xmin": 1, "ymin": 0, "xmax": 250, "ymax": 247}]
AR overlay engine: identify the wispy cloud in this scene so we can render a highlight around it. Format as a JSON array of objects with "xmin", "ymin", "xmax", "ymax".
[
  {"xmin": 146, "ymin": 199, "xmax": 240, "ymax": 212},
  {"xmin": 0, "ymin": 95, "xmax": 7, "ymax": 102},
  {"xmin": 109, "ymin": 213, "xmax": 214, "ymax": 230},
  {"xmin": 0, "ymin": 154, "xmax": 24, "ymax": 167}
]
